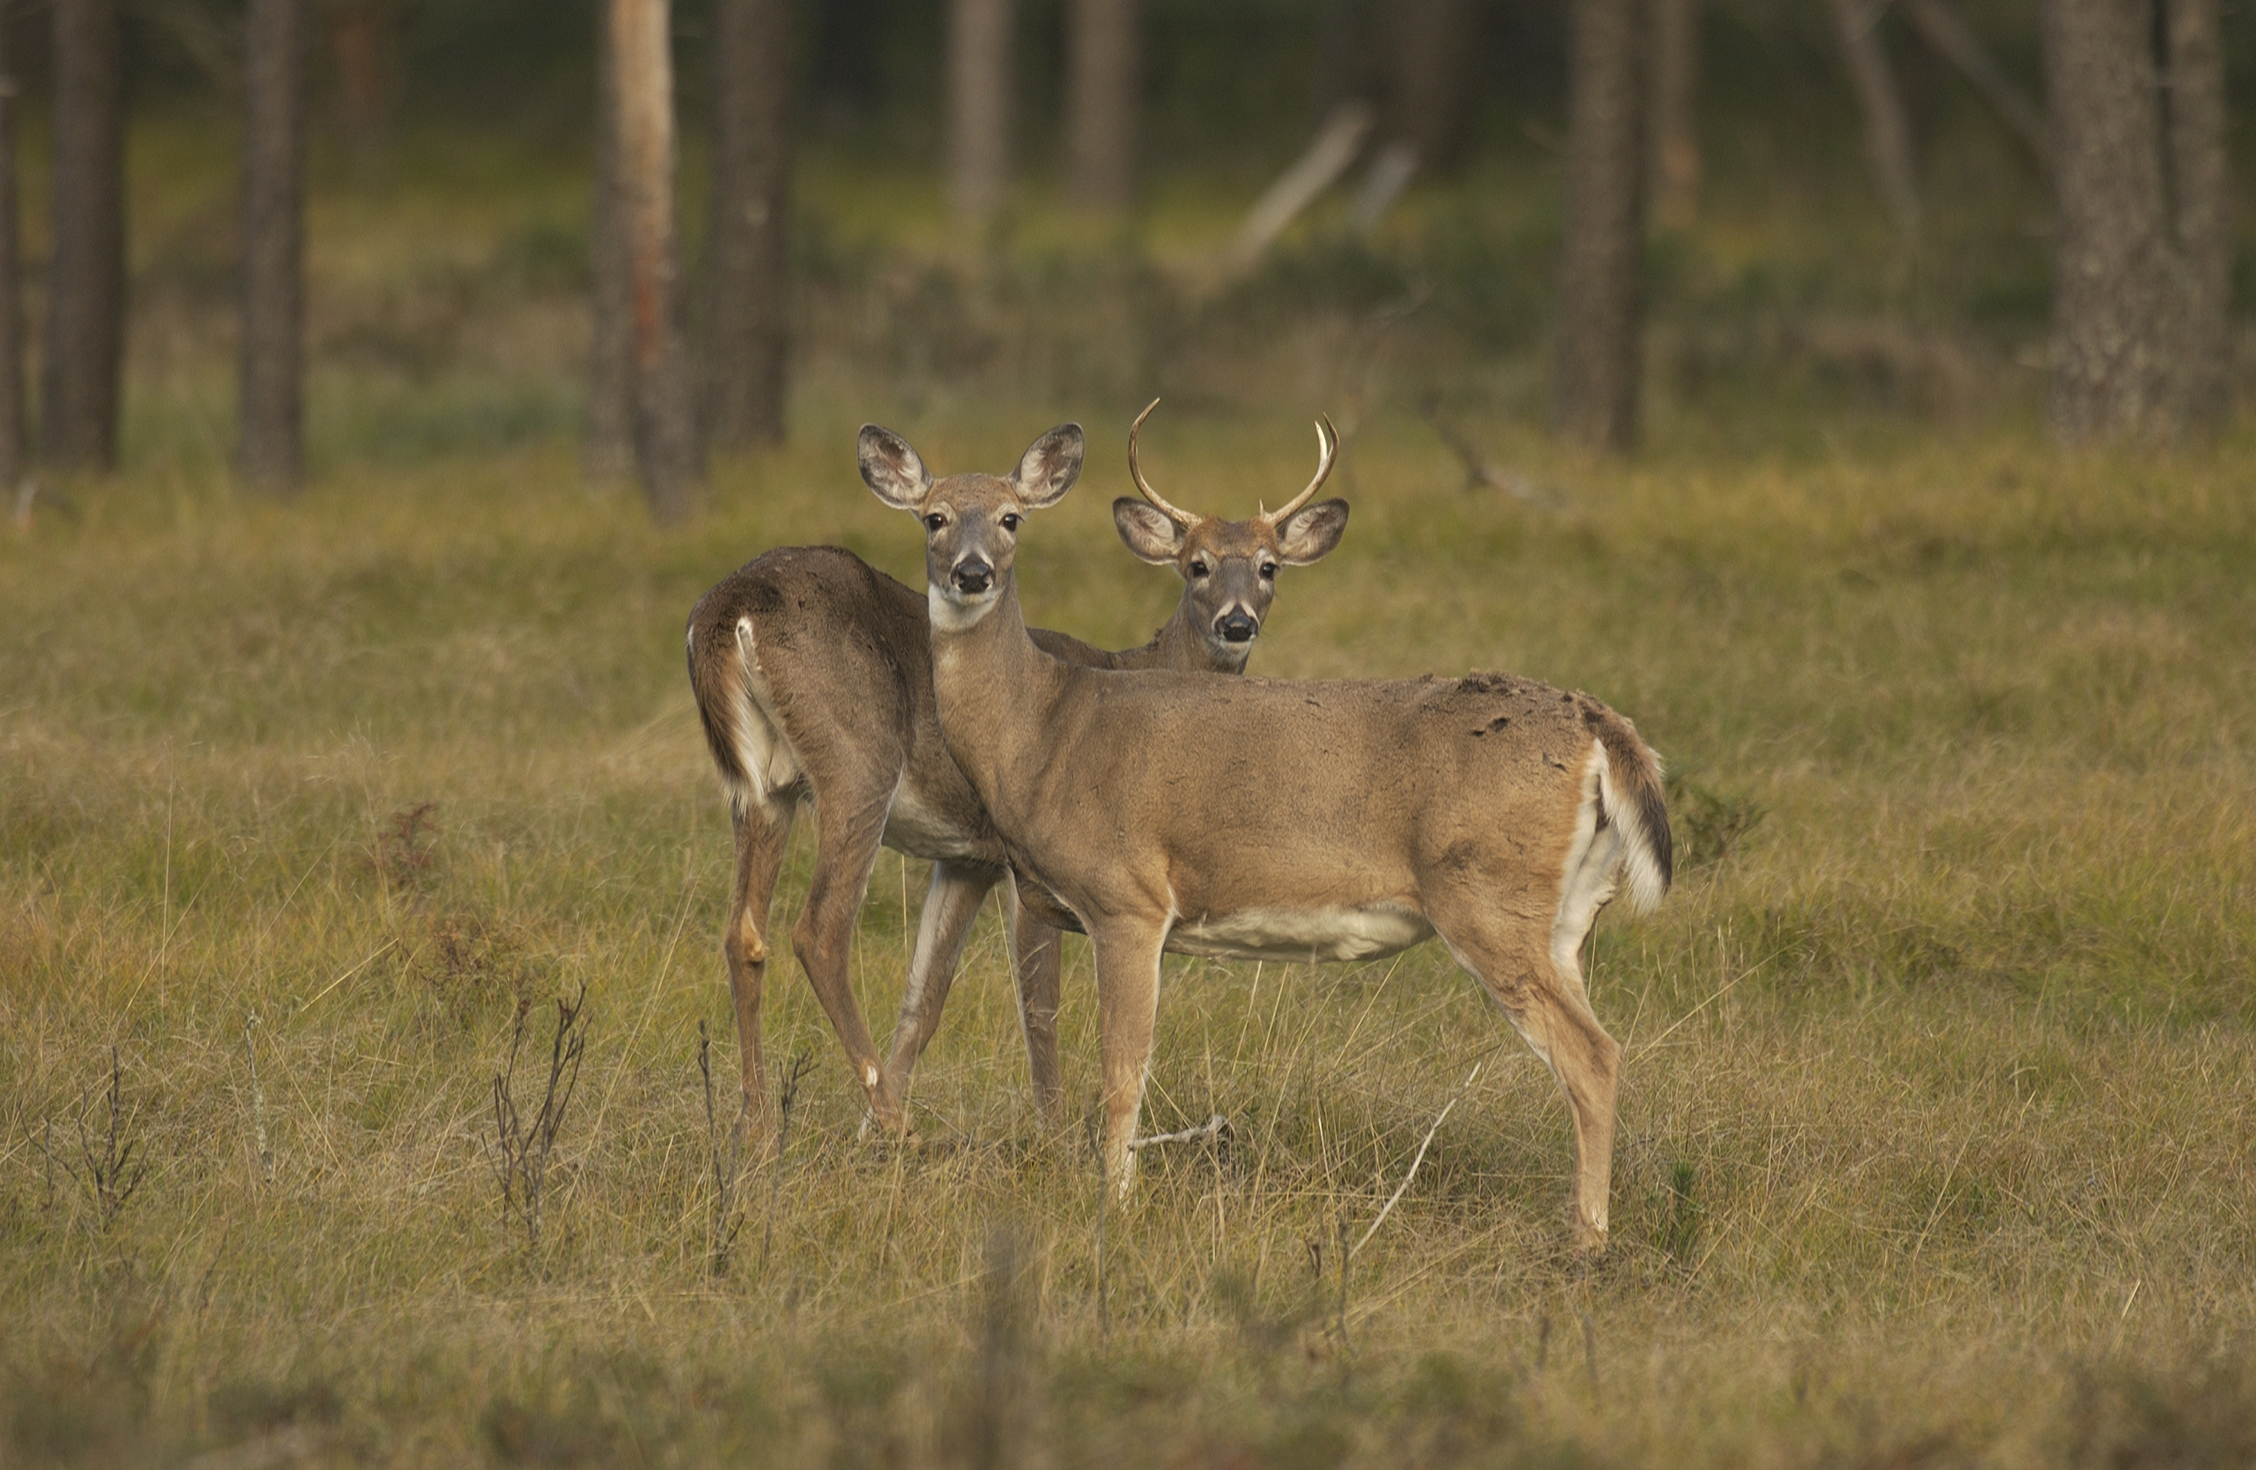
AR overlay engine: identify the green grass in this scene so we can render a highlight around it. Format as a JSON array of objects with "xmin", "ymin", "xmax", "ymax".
[{"xmin": 4, "ymin": 116, "xmax": 2256, "ymax": 1468}]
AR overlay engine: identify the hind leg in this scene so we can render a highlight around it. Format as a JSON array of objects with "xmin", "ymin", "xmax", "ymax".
[
  {"xmin": 790, "ymin": 795, "xmax": 903, "ymax": 1133},
  {"xmin": 1428, "ymin": 900, "xmax": 1620, "ymax": 1253},
  {"xmin": 724, "ymin": 793, "xmax": 796, "ymax": 1154}
]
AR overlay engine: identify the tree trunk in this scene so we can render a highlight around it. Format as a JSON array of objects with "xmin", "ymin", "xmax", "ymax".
[
  {"xmin": 44, "ymin": 0, "xmax": 126, "ymax": 474},
  {"xmin": 2163, "ymin": 0, "xmax": 2228, "ymax": 427},
  {"xmin": 239, "ymin": 0, "xmax": 307, "ymax": 491},
  {"xmin": 2044, "ymin": 0, "xmax": 2177, "ymax": 438},
  {"xmin": 1067, "ymin": 0, "xmax": 1137, "ymax": 213},
  {"xmin": 1826, "ymin": 0, "xmax": 1921, "ymax": 239},
  {"xmin": 586, "ymin": 1, "xmax": 635, "ymax": 484},
  {"xmin": 0, "ymin": 14, "xmax": 23, "ymax": 500},
  {"xmin": 607, "ymin": 0, "xmax": 701, "ymax": 519},
  {"xmin": 1554, "ymin": 0, "xmax": 1645, "ymax": 451},
  {"xmin": 706, "ymin": 0, "xmax": 792, "ymax": 449},
  {"xmin": 948, "ymin": 0, "xmax": 1012, "ymax": 222},
  {"xmin": 1387, "ymin": 0, "xmax": 1476, "ymax": 175},
  {"xmin": 1649, "ymin": 0, "xmax": 1701, "ymax": 230}
]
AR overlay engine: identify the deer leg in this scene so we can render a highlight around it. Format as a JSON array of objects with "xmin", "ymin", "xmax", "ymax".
[
  {"xmin": 788, "ymin": 798, "xmax": 902, "ymax": 1135},
  {"xmin": 723, "ymin": 794, "xmax": 795, "ymax": 1155},
  {"xmin": 1432, "ymin": 908, "xmax": 1621, "ymax": 1254},
  {"xmin": 1004, "ymin": 874, "xmax": 1067, "ymax": 1121},
  {"xmin": 1088, "ymin": 920, "xmax": 1167, "ymax": 1200},
  {"xmin": 880, "ymin": 859, "xmax": 1003, "ymax": 1105}
]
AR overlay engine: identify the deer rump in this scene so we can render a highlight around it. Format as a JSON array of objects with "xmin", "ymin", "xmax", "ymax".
[{"xmin": 959, "ymin": 668, "xmax": 1671, "ymax": 963}]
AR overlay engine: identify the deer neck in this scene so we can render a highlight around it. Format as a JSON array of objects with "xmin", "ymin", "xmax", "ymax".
[
  {"xmin": 1146, "ymin": 603, "xmax": 1245, "ymax": 674},
  {"xmin": 926, "ymin": 576, "xmax": 1066, "ymax": 805}
]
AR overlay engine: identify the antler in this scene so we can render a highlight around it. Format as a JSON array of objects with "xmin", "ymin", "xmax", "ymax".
[
  {"xmin": 1261, "ymin": 414, "xmax": 1338, "ymax": 526},
  {"xmin": 1126, "ymin": 399, "xmax": 1198, "ymax": 528}
]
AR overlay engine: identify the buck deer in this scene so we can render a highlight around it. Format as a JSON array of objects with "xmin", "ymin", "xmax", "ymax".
[
  {"xmin": 685, "ymin": 405, "xmax": 1348, "ymax": 1147},
  {"xmin": 860, "ymin": 420, "xmax": 1670, "ymax": 1251}
]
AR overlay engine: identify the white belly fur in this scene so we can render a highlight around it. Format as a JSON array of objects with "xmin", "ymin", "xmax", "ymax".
[
  {"xmin": 1167, "ymin": 903, "xmax": 1434, "ymax": 963},
  {"xmin": 881, "ymin": 782, "xmax": 987, "ymax": 862}
]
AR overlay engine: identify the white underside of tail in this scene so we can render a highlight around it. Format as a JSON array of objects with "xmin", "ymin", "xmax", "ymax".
[
  {"xmin": 1550, "ymin": 740, "xmax": 1625, "ymax": 992},
  {"xmin": 724, "ymin": 616, "xmax": 803, "ymax": 812}
]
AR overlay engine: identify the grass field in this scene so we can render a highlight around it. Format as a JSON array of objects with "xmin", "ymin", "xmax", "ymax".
[{"xmin": 5, "ymin": 121, "xmax": 2256, "ymax": 1468}]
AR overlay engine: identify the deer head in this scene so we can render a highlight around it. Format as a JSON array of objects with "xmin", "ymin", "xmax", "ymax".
[
  {"xmin": 858, "ymin": 422, "xmax": 1086, "ymax": 631},
  {"xmin": 1110, "ymin": 401, "xmax": 1348, "ymax": 668}
]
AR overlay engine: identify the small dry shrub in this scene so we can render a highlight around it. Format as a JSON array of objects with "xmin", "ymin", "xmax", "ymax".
[
  {"xmin": 369, "ymin": 801, "xmax": 441, "ymax": 893},
  {"xmin": 415, "ymin": 910, "xmax": 540, "ymax": 1023}
]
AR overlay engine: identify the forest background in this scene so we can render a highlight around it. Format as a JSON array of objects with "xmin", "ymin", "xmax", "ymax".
[{"xmin": 3, "ymin": 1, "xmax": 2254, "ymax": 1466}]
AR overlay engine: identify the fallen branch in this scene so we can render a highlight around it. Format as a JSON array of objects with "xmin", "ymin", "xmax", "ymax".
[
  {"xmin": 1129, "ymin": 1114, "xmax": 1232, "ymax": 1151},
  {"xmin": 1227, "ymin": 102, "xmax": 1374, "ymax": 274},
  {"xmin": 1898, "ymin": 0, "xmax": 2047, "ymax": 175}
]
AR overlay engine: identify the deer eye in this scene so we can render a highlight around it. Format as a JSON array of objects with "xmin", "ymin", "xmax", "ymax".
[
  {"xmin": 923, "ymin": 513, "xmax": 946, "ymax": 531},
  {"xmin": 1188, "ymin": 560, "xmax": 1209, "ymax": 578},
  {"xmin": 1260, "ymin": 563, "xmax": 1279, "ymax": 579},
  {"xmin": 1000, "ymin": 513, "xmax": 1021, "ymax": 531}
]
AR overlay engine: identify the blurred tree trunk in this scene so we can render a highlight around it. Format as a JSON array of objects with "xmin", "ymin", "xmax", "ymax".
[
  {"xmin": 44, "ymin": 0, "xmax": 126, "ymax": 473},
  {"xmin": 239, "ymin": 0, "xmax": 307, "ymax": 492},
  {"xmin": 0, "ymin": 14, "xmax": 22, "ymax": 501},
  {"xmin": 1067, "ymin": 0, "xmax": 1137, "ymax": 213},
  {"xmin": 1554, "ymin": 0, "xmax": 1645, "ymax": 451},
  {"xmin": 1648, "ymin": 0, "xmax": 1700, "ymax": 230},
  {"xmin": 706, "ymin": 0, "xmax": 792, "ymax": 449},
  {"xmin": 948, "ymin": 0, "xmax": 1012, "ymax": 221},
  {"xmin": 605, "ymin": 0, "xmax": 701, "ymax": 519},
  {"xmin": 2044, "ymin": 0, "xmax": 2177, "ymax": 437},
  {"xmin": 587, "ymin": 8, "xmax": 634, "ymax": 484},
  {"xmin": 1826, "ymin": 0, "xmax": 1921, "ymax": 240},
  {"xmin": 2164, "ymin": 0, "xmax": 2228, "ymax": 428},
  {"xmin": 1386, "ymin": 0, "xmax": 1476, "ymax": 176}
]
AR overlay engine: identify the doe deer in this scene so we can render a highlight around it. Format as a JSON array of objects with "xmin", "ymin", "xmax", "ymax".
[
  {"xmin": 685, "ymin": 405, "xmax": 1348, "ymax": 1146},
  {"xmin": 860, "ymin": 420, "xmax": 1670, "ymax": 1251}
]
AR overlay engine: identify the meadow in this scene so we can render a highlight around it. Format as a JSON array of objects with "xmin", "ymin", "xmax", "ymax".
[{"xmin": 4, "ymin": 113, "xmax": 2256, "ymax": 1467}]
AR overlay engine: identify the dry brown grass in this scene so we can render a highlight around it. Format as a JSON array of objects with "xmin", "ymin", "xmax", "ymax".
[{"xmin": 4, "ymin": 114, "xmax": 2254, "ymax": 1470}]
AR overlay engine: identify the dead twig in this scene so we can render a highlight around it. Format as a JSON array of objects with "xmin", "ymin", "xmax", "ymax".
[
  {"xmin": 1128, "ymin": 1114, "xmax": 1232, "ymax": 1151},
  {"xmin": 50, "ymin": 1046, "xmax": 149, "ymax": 1233},
  {"xmin": 758, "ymin": 1051, "xmax": 813, "ymax": 1274},
  {"xmin": 243, "ymin": 1013, "xmax": 273, "ymax": 1185},
  {"xmin": 488, "ymin": 985, "xmax": 589, "ymax": 1252},
  {"xmin": 698, "ymin": 1020, "xmax": 748, "ymax": 1277},
  {"xmin": 1354, "ymin": 1059, "xmax": 1485, "ymax": 1256}
]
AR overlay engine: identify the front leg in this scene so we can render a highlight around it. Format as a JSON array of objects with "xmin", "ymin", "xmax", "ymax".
[
  {"xmin": 1087, "ymin": 918, "xmax": 1168, "ymax": 1198},
  {"xmin": 880, "ymin": 859, "xmax": 1003, "ymax": 1106},
  {"xmin": 1003, "ymin": 874, "xmax": 1066, "ymax": 1120}
]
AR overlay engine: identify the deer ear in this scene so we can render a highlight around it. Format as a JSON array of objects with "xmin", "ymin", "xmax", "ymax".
[
  {"xmin": 859, "ymin": 425, "xmax": 932, "ymax": 509},
  {"xmin": 1012, "ymin": 423, "xmax": 1084, "ymax": 508},
  {"xmin": 1112, "ymin": 498, "xmax": 1183, "ymax": 565},
  {"xmin": 1277, "ymin": 498, "xmax": 1349, "ymax": 565}
]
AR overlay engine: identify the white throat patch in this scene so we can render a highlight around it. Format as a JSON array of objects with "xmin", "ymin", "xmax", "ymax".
[{"xmin": 929, "ymin": 582, "xmax": 1000, "ymax": 631}]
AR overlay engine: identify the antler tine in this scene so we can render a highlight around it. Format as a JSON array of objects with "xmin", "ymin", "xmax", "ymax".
[
  {"xmin": 1262, "ymin": 414, "xmax": 1338, "ymax": 526},
  {"xmin": 1127, "ymin": 398, "xmax": 1198, "ymax": 528}
]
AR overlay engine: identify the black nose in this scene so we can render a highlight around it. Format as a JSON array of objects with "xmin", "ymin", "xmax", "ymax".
[
  {"xmin": 1218, "ymin": 613, "xmax": 1257, "ymax": 644},
  {"xmin": 952, "ymin": 561, "xmax": 993, "ymax": 595}
]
